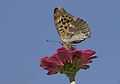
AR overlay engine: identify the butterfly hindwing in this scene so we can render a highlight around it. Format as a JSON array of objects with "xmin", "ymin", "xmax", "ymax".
[{"xmin": 64, "ymin": 18, "xmax": 91, "ymax": 43}]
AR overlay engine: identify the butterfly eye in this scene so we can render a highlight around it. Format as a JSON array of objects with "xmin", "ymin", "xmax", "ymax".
[{"xmin": 54, "ymin": 8, "xmax": 58, "ymax": 13}]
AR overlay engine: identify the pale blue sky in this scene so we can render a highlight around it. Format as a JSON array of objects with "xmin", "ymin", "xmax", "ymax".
[{"xmin": 0, "ymin": 0, "xmax": 120, "ymax": 84}]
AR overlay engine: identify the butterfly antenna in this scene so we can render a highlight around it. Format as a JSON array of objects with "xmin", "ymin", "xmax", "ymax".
[
  {"xmin": 46, "ymin": 40, "xmax": 61, "ymax": 43},
  {"xmin": 46, "ymin": 40, "xmax": 62, "ymax": 48},
  {"xmin": 46, "ymin": 40, "xmax": 62, "ymax": 46}
]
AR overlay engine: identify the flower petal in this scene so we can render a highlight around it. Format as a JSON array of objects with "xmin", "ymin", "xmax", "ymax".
[
  {"xmin": 82, "ymin": 50, "xmax": 96, "ymax": 60},
  {"xmin": 47, "ymin": 70, "xmax": 59, "ymax": 75},
  {"xmin": 80, "ymin": 65, "xmax": 90, "ymax": 70},
  {"xmin": 57, "ymin": 47, "xmax": 66, "ymax": 53},
  {"xmin": 83, "ymin": 56, "xmax": 98, "ymax": 64}
]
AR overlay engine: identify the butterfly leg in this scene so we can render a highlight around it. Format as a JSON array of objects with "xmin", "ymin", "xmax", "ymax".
[
  {"xmin": 66, "ymin": 43, "xmax": 76, "ymax": 50},
  {"xmin": 71, "ymin": 45, "xmax": 77, "ymax": 50}
]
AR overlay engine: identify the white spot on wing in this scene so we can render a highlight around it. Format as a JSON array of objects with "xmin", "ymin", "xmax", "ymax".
[{"xmin": 69, "ymin": 24, "xmax": 75, "ymax": 29}]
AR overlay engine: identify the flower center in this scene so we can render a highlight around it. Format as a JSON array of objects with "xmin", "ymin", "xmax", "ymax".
[{"xmin": 59, "ymin": 62, "xmax": 79, "ymax": 77}]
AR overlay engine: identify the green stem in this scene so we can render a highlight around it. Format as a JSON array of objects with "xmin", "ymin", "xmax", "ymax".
[{"xmin": 68, "ymin": 74, "xmax": 75, "ymax": 84}]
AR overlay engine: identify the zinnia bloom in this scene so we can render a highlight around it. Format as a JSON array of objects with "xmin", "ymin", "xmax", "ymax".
[{"xmin": 40, "ymin": 47, "xmax": 98, "ymax": 84}]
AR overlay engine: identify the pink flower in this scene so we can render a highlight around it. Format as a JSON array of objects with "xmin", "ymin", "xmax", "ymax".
[{"xmin": 40, "ymin": 47, "xmax": 98, "ymax": 76}]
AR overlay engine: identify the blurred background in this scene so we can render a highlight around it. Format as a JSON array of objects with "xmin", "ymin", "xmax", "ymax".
[{"xmin": 0, "ymin": 0, "xmax": 120, "ymax": 84}]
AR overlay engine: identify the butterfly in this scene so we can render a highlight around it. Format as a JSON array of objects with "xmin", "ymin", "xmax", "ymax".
[{"xmin": 54, "ymin": 7, "xmax": 91, "ymax": 46}]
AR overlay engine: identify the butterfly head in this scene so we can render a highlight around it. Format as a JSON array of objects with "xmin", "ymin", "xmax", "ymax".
[
  {"xmin": 54, "ymin": 7, "xmax": 66, "ymax": 14},
  {"xmin": 54, "ymin": 7, "xmax": 66, "ymax": 21}
]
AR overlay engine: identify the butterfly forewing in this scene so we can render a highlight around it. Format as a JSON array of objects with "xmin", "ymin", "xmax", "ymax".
[
  {"xmin": 54, "ymin": 7, "xmax": 74, "ymax": 40},
  {"xmin": 65, "ymin": 18, "xmax": 91, "ymax": 43}
]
